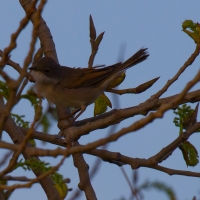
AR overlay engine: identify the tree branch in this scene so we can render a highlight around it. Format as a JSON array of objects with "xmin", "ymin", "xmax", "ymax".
[
  {"xmin": 149, "ymin": 44, "xmax": 200, "ymax": 100},
  {"xmin": 0, "ymin": 100, "xmax": 61, "ymax": 199}
]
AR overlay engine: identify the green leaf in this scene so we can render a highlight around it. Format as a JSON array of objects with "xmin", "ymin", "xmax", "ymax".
[
  {"xmin": 0, "ymin": 80, "xmax": 10, "ymax": 100},
  {"xmin": 139, "ymin": 181, "xmax": 177, "ymax": 200},
  {"xmin": 0, "ymin": 179, "xmax": 7, "ymax": 185},
  {"xmin": 173, "ymin": 104, "xmax": 194, "ymax": 133},
  {"xmin": 94, "ymin": 93, "xmax": 112, "ymax": 116},
  {"xmin": 107, "ymin": 72, "xmax": 126, "ymax": 89},
  {"xmin": 28, "ymin": 139, "xmax": 36, "ymax": 147},
  {"xmin": 11, "ymin": 114, "xmax": 30, "ymax": 128},
  {"xmin": 14, "ymin": 157, "xmax": 67, "ymax": 197},
  {"xmin": 54, "ymin": 181, "xmax": 68, "ymax": 199},
  {"xmin": 179, "ymin": 141, "xmax": 199, "ymax": 167},
  {"xmin": 182, "ymin": 20, "xmax": 200, "ymax": 44},
  {"xmin": 21, "ymin": 90, "xmax": 40, "ymax": 107},
  {"xmin": 40, "ymin": 114, "xmax": 51, "ymax": 133}
]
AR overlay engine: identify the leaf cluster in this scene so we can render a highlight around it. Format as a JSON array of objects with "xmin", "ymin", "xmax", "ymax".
[
  {"xmin": 173, "ymin": 104, "xmax": 199, "ymax": 166},
  {"xmin": 182, "ymin": 20, "xmax": 200, "ymax": 44},
  {"xmin": 14, "ymin": 158, "xmax": 65, "ymax": 186},
  {"xmin": 11, "ymin": 114, "xmax": 29, "ymax": 128}
]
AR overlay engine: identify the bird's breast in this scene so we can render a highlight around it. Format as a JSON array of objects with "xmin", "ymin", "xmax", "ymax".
[{"xmin": 34, "ymin": 79, "xmax": 104, "ymax": 109}]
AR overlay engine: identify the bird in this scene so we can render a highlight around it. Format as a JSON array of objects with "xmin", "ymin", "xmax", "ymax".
[{"xmin": 29, "ymin": 48, "xmax": 149, "ymax": 124}]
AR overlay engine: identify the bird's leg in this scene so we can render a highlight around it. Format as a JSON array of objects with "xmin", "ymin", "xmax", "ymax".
[
  {"xmin": 57, "ymin": 108, "xmax": 80, "ymax": 131},
  {"xmin": 67, "ymin": 108, "xmax": 81, "ymax": 119},
  {"xmin": 66, "ymin": 106, "xmax": 87, "ymax": 127},
  {"xmin": 58, "ymin": 106, "xmax": 86, "ymax": 129},
  {"xmin": 73, "ymin": 106, "xmax": 86, "ymax": 122}
]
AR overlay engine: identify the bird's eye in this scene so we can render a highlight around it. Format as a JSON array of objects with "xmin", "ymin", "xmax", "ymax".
[{"xmin": 44, "ymin": 69, "xmax": 50, "ymax": 73}]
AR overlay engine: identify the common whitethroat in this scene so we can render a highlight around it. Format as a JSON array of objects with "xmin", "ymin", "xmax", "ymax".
[{"xmin": 29, "ymin": 48, "xmax": 149, "ymax": 124}]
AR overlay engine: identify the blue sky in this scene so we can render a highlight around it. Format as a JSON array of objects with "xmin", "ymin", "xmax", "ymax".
[{"xmin": 0, "ymin": 1, "xmax": 200, "ymax": 200}]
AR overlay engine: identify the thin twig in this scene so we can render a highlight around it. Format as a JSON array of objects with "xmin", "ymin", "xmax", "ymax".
[
  {"xmin": 0, "ymin": 0, "xmax": 47, "ymax": 178},
  {"xmin": 0, "ymin": 0, "xmax": 40, "ymax": 138},
  {"xmin": 0, "ymin": 50, "xmax": 32, "ymax": 80},
  {"xmin": 15, "ymin": 78, "xmax": 29, "ymax": 103},
  {"xmin": 1, "ymin": 175, "xmax": 70, "ymax": 183},
  {"xmin": 61, "ymin": 71, "xmax": 200, "ymax": 157},
  {"xmin": 0, "ymin": 1, "xmax": 38, "ymax": 68},
  {"xmin": 149, "ymin": 44, "xmax": 200, "ymax": 101},
  {"xmin": 0, "ymin": 155, "xmax": 66, "ymax": 191},
  {"xmin": 121, "ymin": 166, "xmax": 139, "ymax": 200}
]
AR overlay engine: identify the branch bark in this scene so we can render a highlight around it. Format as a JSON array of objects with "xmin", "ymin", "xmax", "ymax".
[{"xmin": 0, "ymin": 100, "xmax": 61, "ymax": 200}]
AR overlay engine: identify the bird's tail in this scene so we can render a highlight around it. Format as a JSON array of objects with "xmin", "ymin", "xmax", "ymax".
[
  {"xmin": 97, "ymin": 48, "xmax": 149, "ymax": 90},
  {"xmin": 121, "ymin": 48, "xmax": 149, "ymax": 71}
]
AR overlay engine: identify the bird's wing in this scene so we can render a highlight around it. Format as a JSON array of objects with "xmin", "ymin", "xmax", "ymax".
[
  {"xmin": 59, "ymin": 48, "xmax": 149, "ymax": 89},
  {"xmin": 60, "ymin": 63, "xmax": 121, "ymax": 89}
]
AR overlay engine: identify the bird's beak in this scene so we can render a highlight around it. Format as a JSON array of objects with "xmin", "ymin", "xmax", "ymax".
[{"xmin": 29, "ymin": 66, "xmax": 38, "ymax": 71}]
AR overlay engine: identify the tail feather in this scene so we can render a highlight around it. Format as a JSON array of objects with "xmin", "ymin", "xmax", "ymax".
[{"xmin": 122, "ymin": 48, "xmax": 149, "ymax": 70}]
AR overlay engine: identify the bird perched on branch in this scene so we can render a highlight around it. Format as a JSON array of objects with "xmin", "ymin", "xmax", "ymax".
[{"xmin": 29, "ymin": 48, "xmax": 149, "ymax": 124}]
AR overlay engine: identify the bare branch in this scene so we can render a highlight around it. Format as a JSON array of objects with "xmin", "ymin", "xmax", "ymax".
[
  {"xmin": 0, "ymin": 100, "xmax": 60, "ymax": 200},
  {"xmin": 0, "ymin": 50, "xmax": 32, "ymax": 80},
  {"xmin": 107, "ymin": 77, "xmax": 160, "ymax": 95},
  {"xmin": 149, "ymin": 44, "xmax": 200, "ymax": 100},
  {"xmin": 20, "ymin": 0, "xmax": 58, "ymax": 62},
  {"xmin": 1, "ymin": 175, "xmax": 70, "ymax": 183},
  {"xmin": 0, "ymin": 0, "xmax": 37, "ymax": 68}
]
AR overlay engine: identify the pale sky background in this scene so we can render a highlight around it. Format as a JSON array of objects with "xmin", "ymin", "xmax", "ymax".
[{"xmin": 0, "ymin": 1, "xmax": 200, "ymax": 200}]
